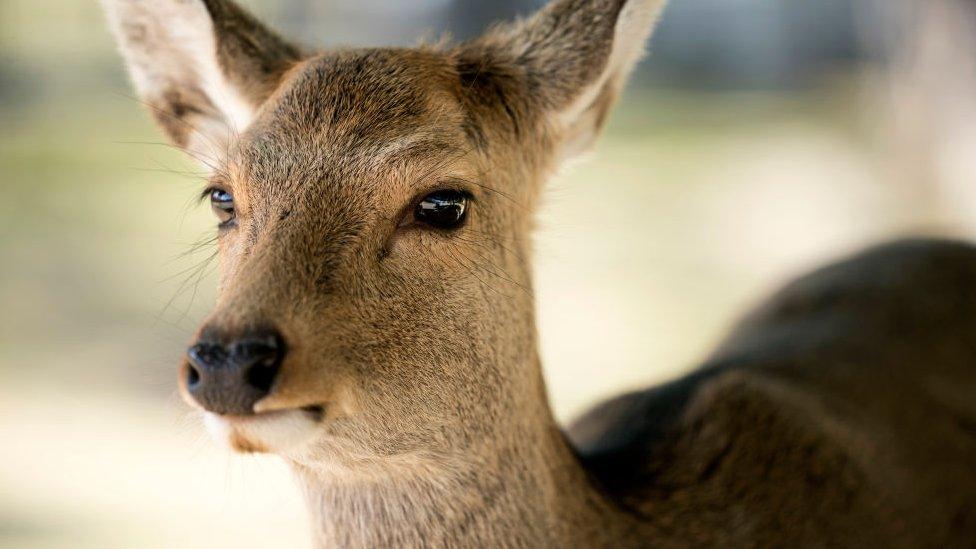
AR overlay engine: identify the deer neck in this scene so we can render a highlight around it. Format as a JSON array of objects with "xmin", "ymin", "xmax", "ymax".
[{"xmin": 290, "ymin": 384, "xmax": 638, "ymax": 547}]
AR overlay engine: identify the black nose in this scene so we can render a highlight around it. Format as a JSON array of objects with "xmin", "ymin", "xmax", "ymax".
[{"xmin": 185, "ymin": 329, "xmax": 284, "ymax": 415}]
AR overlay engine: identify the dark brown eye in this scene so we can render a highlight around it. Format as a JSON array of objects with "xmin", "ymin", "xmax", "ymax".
[
  {"xmin": 209, "ymin": 188, "xmax": 235, "ymax": 226},
  {"xmin": 414, "ymin": 190, "xmax": 469, "ymax": 229}
]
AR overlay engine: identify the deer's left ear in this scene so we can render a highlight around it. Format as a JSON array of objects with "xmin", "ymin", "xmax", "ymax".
[{"xmin": 460, "ymin": 0, "xmax": 667, "ymax": 160}]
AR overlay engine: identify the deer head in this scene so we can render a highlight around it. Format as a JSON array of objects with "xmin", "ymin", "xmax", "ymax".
[{"xmin": 104, "ymin": 0, "xmax": 666, "ymax": 474}]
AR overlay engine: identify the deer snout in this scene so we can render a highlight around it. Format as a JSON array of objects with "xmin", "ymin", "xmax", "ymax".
[{"xmin": 183, "ymin": 329, "xmax": 284, "ymax": 416}]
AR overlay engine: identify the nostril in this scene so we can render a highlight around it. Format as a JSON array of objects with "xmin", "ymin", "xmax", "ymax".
[
  {"xmin": 184, "ymin": 329, "xmax": 285, "ymax": 415},
  {"xmin": 233, "ymin": 331, "xmax": 285, "ymax": 397},
  {"xmin": 186, "ymin": 363, "xmax": 201, "ymax": 388},
  {"xmin": 245, "ymin": 361, "xmax": 279, "ymax": 394}
]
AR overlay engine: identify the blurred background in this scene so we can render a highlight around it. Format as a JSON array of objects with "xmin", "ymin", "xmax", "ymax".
[{"xmin": 1, "ymin": 0, "xmax": 974, "ymax": 547}]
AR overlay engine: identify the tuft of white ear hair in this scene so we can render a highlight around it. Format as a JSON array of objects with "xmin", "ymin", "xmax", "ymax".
[
  {"xmin": 557, "ymin": 0, "xmax": 668, "ymax": 159},
  {"xmin": 101, "ymin": 0, "xmax": 258, "ymax": 165}
]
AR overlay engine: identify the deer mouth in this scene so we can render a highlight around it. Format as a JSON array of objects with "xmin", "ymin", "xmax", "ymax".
[
  {"xmin": 204, "ymin": 406, "xmax": 325, "ymax": 454},
  {"xmin": 301, "ymin": 405, "xmax": 326, "ymax": 421}
]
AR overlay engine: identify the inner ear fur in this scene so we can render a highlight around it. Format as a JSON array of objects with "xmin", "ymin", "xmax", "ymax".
[
  {"xmin": 103, "ymin": 0, "xmax": 301, "ymax": 166},
  {"xmin": 458, "ymin": 0, "xmax": 667, "ymax": 159}
]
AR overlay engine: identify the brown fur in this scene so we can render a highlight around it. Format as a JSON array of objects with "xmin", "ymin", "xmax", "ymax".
[
  {"xmin": 229, "ymin": 430, "xmax": 267, "ymax": 454},
  {"xmin": 102, "ymin": 0, "xmax": 976, "ymax": 547}
]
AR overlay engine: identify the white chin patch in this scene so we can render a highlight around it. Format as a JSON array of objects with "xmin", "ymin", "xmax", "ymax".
[{"xmin": 204, "ymin": 410, "xmax": 319, "ymax": 454}]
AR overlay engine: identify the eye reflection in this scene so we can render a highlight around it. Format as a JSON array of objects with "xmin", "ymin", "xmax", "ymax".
[{"xmin": 414, "ymin": 190, "xmax": 469, "ymax": 229}]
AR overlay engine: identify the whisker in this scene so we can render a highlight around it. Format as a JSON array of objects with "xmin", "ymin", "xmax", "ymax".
[
  {"xmin": 452, "ymin": 242, "xmax": 531, "ymax": 296},
  {"xmin": 154, "ymin": 248, "xmax": 218, "ymax": 327},
  {"xmin": 119, "ymin": 91, "xmax": 231, "ymax": 165},
  {"xmin": 457, "ymin": 229, "xmax": 529, "ymax": 269}
]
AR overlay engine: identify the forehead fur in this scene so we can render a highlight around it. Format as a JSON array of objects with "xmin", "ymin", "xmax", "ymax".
[
  {"xmin": 211, "ymin": 48, "xmax": 493, "ymax": 263},
  {"xmin": 231, "ymin": 48, "xmax": 473, "ymax": 181}
]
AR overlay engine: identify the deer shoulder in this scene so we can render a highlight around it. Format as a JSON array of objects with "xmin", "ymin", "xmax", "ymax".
[{"xmin": 571, "ymin": 239, "xmax": 976, "ymax": 547}]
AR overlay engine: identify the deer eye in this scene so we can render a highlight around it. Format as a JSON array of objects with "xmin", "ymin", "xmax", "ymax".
[
  {"xmin": 414, "ymin": 190, "xmax": 469, "ymax": 230},
  {"xmin": 209, "ymin": 188, "xmax": 235, "ymax": 226}
]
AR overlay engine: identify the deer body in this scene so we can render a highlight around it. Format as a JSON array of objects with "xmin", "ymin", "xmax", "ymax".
[
  {"xmin": 102, "ymin": 0, "xmax": 976, "ymax": 546},
  {"xmin": 287, "ymin": 241, "xmax": 976, "ymax": 549}
]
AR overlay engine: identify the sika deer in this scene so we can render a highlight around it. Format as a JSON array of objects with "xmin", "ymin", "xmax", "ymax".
[{"xmin": 102, "ymin": 0, "xmax": 976, "ymax": 546}]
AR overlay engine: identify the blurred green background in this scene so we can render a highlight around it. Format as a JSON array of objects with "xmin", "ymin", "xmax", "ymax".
[{"xmin": 2, "ymin": 0, "xmax": 975, "ymax": 547}]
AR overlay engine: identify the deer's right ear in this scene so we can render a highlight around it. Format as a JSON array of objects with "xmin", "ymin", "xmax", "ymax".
[
  {"xmin": 459, "ymin": 0, "xmax": 667, "ymax": 162},
  {"xmin": 102, "ymin": 0, "xmax": 301, "ymax": 167}
]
